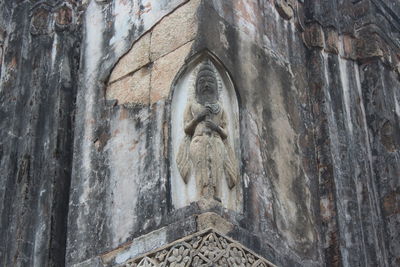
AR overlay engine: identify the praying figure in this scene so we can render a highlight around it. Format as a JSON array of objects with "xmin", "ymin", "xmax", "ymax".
[{"xmin": 176, "ymin": 60, "xmax": 238, "ymax": 201}]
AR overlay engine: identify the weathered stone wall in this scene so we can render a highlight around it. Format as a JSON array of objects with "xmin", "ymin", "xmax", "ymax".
[
  {"xmin": 304, "ymin": 1, "xmax": 400, "ymax": 265},
  {"xmin": 0, "ymin": 1, "xmax": 80, "ymax": 266},
  {"xmin": 65, "ymin": 1, "xmax": 319, "ymax": 266},
  {"xmin": 0, "ymin": 0, "xmax": 399, "ymax": 267},
  {"xmin": 66, "ymin": 0, "xmax": 192, "ymax": 265}
]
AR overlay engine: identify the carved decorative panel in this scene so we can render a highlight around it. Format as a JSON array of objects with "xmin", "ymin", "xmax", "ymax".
[
  {"xmin": 117, "ymin": 229, "xmax": 276, "ymax": 267},
  {"xmin": 170, "ymin": 54, "xmax": 242, "ymax": 211}
]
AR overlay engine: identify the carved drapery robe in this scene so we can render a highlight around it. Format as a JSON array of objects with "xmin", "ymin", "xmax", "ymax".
[{"xmin": 176, "ymin": 100, "xmax": 238, "ymax": 200}]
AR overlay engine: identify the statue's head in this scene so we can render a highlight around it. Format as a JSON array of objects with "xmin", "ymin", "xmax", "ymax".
[{"xmin": 195, "ymin": 60, "xmax": 218, "ymax": 104}]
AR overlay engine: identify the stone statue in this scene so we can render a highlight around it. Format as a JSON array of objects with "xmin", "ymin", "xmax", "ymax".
[{"xmin": 176, "ymin": 60, "xmax": 238, "ymax": 201}]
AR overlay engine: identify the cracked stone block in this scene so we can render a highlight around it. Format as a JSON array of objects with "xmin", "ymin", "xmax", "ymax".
[
  {"xmin": 106, "ymin": 67, "xmax": 151, "ymax": 105},
  {"xmin": 150, "ymin": 41, "xmax": 193, "ymax": 103},
  {"xmin": 150, "ymin": 0, "xmax": 199, "ymax": 61},
  {"xmin": 109, "ymin": 33, "xmax": 151, "ymax": 83},
  {"xmin": 303, "ymin": 23, "xmax": 324, "ymax": 49}
]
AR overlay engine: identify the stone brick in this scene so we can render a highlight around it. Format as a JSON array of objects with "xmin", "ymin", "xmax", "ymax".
[
  {"xmin": 275, "ymin": 0, "xmax": 294, "ymax": 20},
  {"xmin": 324, "ymin": 28, "xmax": 339, "ymax": 54},
  {"xmin": 109, "ymin": 33, "xmax": 151, "ymax": 83},
  {"xmin": 150, "ymin": 0, "xmax": 199, "ymax": 61},
  {"xmin": 355, "ymin": 31, "xmax": 384, "ymax": 61},
  {"xmin": 106, "ymin": 67, "xmax": 150, "ymax": 105},
  {"xmin": 150, "ymin": 41, "xmax": 192, "ymax": 103},
  {"xmin": 302, "ymin": 23, "xmax": 324, "ymax": 49},
  {"xmin": 342, "ymin": 34, "xmax": 356, "ymax": 59}
]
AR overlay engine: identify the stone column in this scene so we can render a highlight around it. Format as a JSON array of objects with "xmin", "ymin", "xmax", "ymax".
[{"xmin": 0, "ymin": 1, "xmax": 80, "ymax": 266}]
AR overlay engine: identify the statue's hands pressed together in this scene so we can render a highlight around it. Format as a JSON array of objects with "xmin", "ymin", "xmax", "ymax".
[{"xmin": 195, "ymin": 108, "xmax": 210, "ymax": 122}]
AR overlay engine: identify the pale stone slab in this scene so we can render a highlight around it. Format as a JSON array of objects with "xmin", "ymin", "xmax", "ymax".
[
  {"xmin": 150, "ymin": 0, "xmax": 199, "ymax": 61},
  {"xmin": 106, "ymin": 67, "xmax": 150, "ymax": 105},
  {"xmin": 150, "ymin": 41, "xmax": 193, "ymax": 103},
  {"xmin": 109, "ymin": 33, "xmax": 151, "ymax": 83}
]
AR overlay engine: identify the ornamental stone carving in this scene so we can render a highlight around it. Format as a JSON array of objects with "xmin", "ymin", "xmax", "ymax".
[
  {"xmin": 176, "ymin": 60, "xmax": 238, "ymax": 201},
  {"xmin": 170, "ymin": 56, "xmax": 241, "ymax": 211},
  {"xmin": 118, "ymin": 229, "xmax": 275, "ymax": 267}
]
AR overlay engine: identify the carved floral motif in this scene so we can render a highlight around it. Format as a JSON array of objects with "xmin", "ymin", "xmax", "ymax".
[{"xmin": 119, "ymin": 229, "xmax": 275, "ymax": 267}]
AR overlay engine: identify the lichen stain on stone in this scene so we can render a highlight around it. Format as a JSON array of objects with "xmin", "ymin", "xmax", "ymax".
[
  {"xmin": 8, "ymin": 57, "xmax": 17, "ymax": 69},
  {"xmin": 93, "ymin": 132, "xmax": 110, "ymax": 151},
  {"xmin": 231, "ymin": 0, "xmax": 260, "ymax": 35},
  {"xmin": 320, "ymin": 196, "xmax": 334, "ymax": 222},
  {"xmin": 380, "ymin": 120, "xmax": 398, "ymax": 152},
  {"xmin": 104, "ymin": 108, "xmax": 151, "ymax": 246},
  {"xmin": 136, "ymin": 2, "xmax": 152, "ymax": 16},
  {"xmin": 118, "ymin": 108, "xmax": 129, "ymax": 120},
  {"xmin": 265, "ymin": 73, "xmax": 315, "ymax": 252},
  {"xmin": 163, "ymin": 120, "xmax": 169, "ymax": 158},
  {"xmin": 129, "ymin": 140, "xmax": 140, "ymax": 151},
  {"xmin": 383, "ymin": 189, "xmax": 400, "ymax": 216}
]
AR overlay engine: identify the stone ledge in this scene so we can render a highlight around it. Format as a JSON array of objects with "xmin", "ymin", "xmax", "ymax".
[
  {"xmin": 99, "ymin": 210, "xmax": 237, "ymax": 267},
  {"xmin": 86, "ymin": 205, "xmax": 277, "ymax": 267},
  {"xmin": 99, "ymin": 216, "xmax": 197, "ymax": 267}
]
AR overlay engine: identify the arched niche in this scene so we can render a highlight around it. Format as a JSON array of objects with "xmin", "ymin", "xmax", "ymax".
[{"xmin": 169, "ymin": 52, "xmax": 242, "ymax": 212}]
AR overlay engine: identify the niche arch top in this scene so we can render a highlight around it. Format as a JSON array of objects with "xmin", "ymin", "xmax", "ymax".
[{"xmin": 169, "ymin": 52, "xmax": 242, "ymax": 211}]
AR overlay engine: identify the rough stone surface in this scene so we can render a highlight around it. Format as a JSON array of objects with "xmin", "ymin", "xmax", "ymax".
[
  {"xmin": 150, "ymin": 41, "xmax": 193, "ymax": 103},
  {"xmin": 324, "ymin": 28, "xmax": 339, "ymax": 54},
  {"xmin": 0, "ymin": 1, "xmax": 80, "ymax": 266},
  {"xmin": 150, "ymin": 0, "xmax": 199, "ymax": 61},
  {"xmin": 108, "ymin": 33, "xmax": 151, "ymax": 84},
  {"xmin": 106, "ymin": 67, "xmax": 151, "ymax": 105},
  {"xmin": 275, "ymin": 0, "xmax": 294, "ymax": 20},
  {"xmin": 0, "ymin": 0, "xmax": 399, "ymax": 267},
  {"xmin": 303, "ymin": 23, "xmax": 324, "ymax": 48}
]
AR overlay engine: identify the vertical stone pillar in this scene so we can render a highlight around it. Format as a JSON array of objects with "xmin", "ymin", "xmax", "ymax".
[
  {"xmin": 303, "ymin": 0, "xmax": 400, "ymax": 266},
  {"xmin": 0, "ymin": 1, "xmax": 80, "ymax": 266}
]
